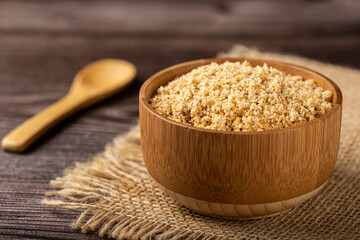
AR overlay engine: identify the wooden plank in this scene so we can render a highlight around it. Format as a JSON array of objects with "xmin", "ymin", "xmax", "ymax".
[{"xmin": 0, "ymin": 0, "xmax": 359, "ymax": 36}]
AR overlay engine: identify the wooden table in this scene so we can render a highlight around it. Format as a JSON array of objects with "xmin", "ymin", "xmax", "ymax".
[{"xmin": 1, "ymin": 1, "xmax": 359, "ymax": 239}]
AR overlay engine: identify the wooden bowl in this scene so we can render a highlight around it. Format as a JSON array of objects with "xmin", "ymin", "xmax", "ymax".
[{"xmin": 139, "ymin": 58, "xmax": 342, "ymax": 219}]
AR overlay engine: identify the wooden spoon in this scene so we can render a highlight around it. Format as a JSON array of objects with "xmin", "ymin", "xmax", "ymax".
[{"xmin": 1, "ymin": 59, "xmax": 136, "ymax": 152}]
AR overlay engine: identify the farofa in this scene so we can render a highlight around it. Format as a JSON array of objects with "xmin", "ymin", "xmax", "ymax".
[{"xmin": 150, "ymin": 61, "xmax": 333, "ymax": 131}]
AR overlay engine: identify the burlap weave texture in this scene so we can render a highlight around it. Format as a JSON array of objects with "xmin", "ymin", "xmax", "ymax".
[{"xmin": 43, "ymin": 45, "xmax": 360, "ymax": 239}]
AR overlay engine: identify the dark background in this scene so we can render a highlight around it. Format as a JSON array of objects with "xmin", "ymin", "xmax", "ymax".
[{"xmin": 0, "ymin": 0, "xmax": 359, "ymax": 239}]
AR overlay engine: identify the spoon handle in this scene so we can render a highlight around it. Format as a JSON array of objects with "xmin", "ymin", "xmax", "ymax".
[{"xmin": 1, "ymin": 93, "xmax": 86, "ymax": 152}]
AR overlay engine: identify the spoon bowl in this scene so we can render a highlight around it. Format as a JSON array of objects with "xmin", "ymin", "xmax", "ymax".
[{"xmin": 72, "ymin": 59, "xmax": 136, "ymax": 94}]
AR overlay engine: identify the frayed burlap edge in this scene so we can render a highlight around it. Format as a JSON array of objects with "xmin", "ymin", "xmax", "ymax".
[
  {"xmin": 43, "ymin": 126, "xmax": 215, "ymax": 240},
  {"xmin": 43, "ymin": 45, "xmax": 360, "ymax": 240}
]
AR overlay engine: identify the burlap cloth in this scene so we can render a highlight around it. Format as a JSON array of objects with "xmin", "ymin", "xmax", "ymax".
[{"xmin": 43, "ymin": 45, "xmax": 360, "ymax": 239}]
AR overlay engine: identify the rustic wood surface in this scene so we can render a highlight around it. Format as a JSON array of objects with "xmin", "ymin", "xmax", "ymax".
[{"xmin": 0, "ymin": 0, "xmax": 359, "ymax": 239}]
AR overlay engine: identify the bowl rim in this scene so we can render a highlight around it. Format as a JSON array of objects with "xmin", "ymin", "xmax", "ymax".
[{"xmin": 139, "ymin": 57, "xmax": 343, "ymax": 135}]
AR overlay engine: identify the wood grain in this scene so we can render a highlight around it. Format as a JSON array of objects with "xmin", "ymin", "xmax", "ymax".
[
  {"xmin": 0, "ymin": 0, "xmax": 359, "ymax": 37},
  {"xmin": 139, "ymin": 58, "xmax": 342, "ymax": 217},
  {"xmin": 157, "ymin": 179, "xmax": 327, "ymax": 219},
  {"xmin": 0, "ymin": 0, "xmax": 358, "ymax": 238}
]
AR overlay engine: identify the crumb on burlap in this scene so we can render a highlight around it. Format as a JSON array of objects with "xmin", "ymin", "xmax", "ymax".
[{"xmin": 150, "ymin": 61, "xmax": 333, "ymax": 131}]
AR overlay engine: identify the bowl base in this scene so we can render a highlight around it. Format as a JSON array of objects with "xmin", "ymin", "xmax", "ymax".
[
  {"xmin": 154, "ymin": 179, "xmax": 327, "ymax": 219},
  {"xmin": 196, "ymin": 208, "xmax": 291, "ymax": 220}
]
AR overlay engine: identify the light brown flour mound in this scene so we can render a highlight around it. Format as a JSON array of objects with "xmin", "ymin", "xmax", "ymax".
[{"xmin": 150, "ymin": 61, "xmax": 333, "ymax": 131}]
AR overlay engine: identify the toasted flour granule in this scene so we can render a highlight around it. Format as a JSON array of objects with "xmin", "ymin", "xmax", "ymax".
[{"xmin": 150, "ymin": 61, "xmax": 333, "ymax": 131}]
